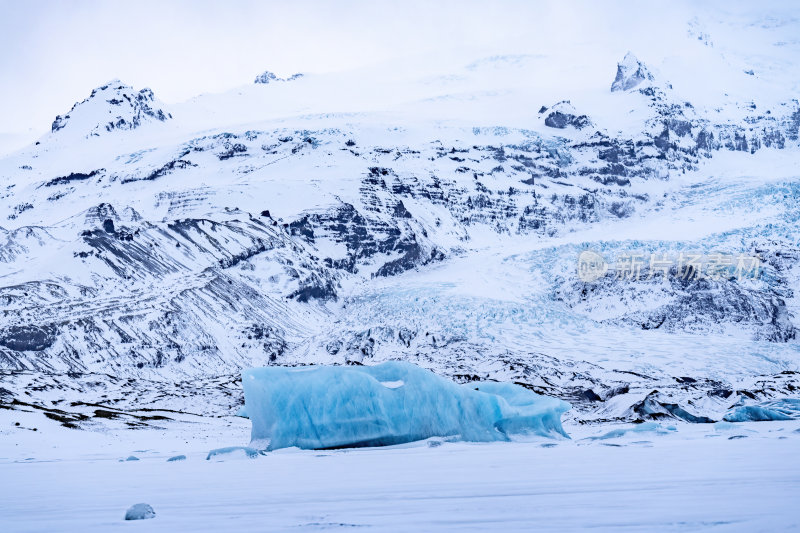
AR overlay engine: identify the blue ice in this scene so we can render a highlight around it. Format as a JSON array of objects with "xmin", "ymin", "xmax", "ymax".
[
  {"xmin": 586, "ymin": 421, "xmax": 674, "ymax": 440},
  {"xmin": 206, "ymin": 446, "xmax": 261, "ymax": 460},
  {"xmin": 723, "ymin": 398, "xmax": 800, "ymax": 422},
  {"xmin": 242, "ymin": 361, "xmax": 570, "ymax": 450}
]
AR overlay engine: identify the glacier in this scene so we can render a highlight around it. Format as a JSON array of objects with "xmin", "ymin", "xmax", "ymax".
[{"xmin": 242, "ymin": 361, "xmax": 570, "ymax": 450}]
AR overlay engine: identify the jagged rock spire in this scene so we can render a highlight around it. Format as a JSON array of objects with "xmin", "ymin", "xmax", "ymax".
[{"xmin": 611, "ymin": 52, "xmax": 654, "ymax": 92}]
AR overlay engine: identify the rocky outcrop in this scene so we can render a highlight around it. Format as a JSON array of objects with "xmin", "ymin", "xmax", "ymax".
[
  {"xmin": 611, "ymin": 52, "xmax": 654, "ymax": 92},
  {"xmin": 254, "ymin": 71, "xmax": 303, "ymax": 84},
  {"xmin": 541, "ymin": 101, "xmax": 592, "ymax": 130}
]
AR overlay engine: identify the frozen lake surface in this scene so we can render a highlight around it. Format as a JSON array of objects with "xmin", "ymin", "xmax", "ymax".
[{"xmin": 1, "ymin": 415, "xmax": 798, "ymax": 532}]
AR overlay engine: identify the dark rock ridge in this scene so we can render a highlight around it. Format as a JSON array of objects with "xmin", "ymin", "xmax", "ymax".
[
  {"xmin": 542, "ymin": 101, "xmax": 592, "ymax": 130},
  {"xmin": 44, "ymin": 169, "xmax": 103, "ymax": 187},
  {"xmin": 0, "ymin": 325, "xmax": 58, "ymax": 352}
]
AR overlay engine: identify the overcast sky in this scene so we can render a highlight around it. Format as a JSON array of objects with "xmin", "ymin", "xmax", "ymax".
[{"xmin": 0, "ymin": 0, "xmax": 569, "ymax": 145}]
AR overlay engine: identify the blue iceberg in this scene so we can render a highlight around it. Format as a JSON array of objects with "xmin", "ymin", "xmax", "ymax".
[
  {"xmin": 242, "ymin": 361, "xmax": 570, "ymax": 450},
  {"xmin": 723, "ymin": 398, "xmax": 800, "ymax": 422}
]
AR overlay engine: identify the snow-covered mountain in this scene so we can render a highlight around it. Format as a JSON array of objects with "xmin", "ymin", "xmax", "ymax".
[
  {"xmin": 49, "ymin": 80, "xmax": 172, "ymax": 139},
  {"xmin": 1, "ymin": 4, "xmax": 799, "ymax": 429}
]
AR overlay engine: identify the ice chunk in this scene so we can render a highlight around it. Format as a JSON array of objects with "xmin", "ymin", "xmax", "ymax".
[
  {"xmin": 242, "ymin": 361, "xmax": 570, "ymax": 450},
  {"xmin": 206, "ymin": 446, "xmax": 261, "ymax": 460},
  {"xmin": 586, "ymin": 421, "xmax": 674, "ymax": 440},
  {"xmin": 713, "ymin": 421, "xmax": 741, "ymax": 432},
  {"xmin": 124, "ymin": 503, "xmax": 155, "ymax": 521},
  {"xmin": 723, "ymin": 399, "xmax": 800, "ymax": 422},
  {"xmin": 167, "ymin": 454, "xmax": 186, "ymax": 462}
]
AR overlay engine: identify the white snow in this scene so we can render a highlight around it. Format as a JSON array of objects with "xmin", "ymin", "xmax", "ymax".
[{"xmin": 0, "ymin": 414, "xmax": 798, "ymax": 531}]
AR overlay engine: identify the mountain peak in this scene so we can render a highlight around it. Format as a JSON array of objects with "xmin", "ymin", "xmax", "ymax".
[
  {"xmin": 50, "ymin": 81, "xmax": 172, "ymax": 139},
  {"xmin": 253, "ymin": 71, "xmax": 303, "ymax": 84},
  {"xmin": 610, "ymin": 52, "xmax": 654, "ymax": 92}
]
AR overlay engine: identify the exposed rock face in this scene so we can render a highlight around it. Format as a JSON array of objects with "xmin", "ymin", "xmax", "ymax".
[
  {"xmin": 542, "ymin": 101, "xmax": 592, "ymax": 130},
  {"xmin": 611, "ymin": 52, "xmax": 655, "ymax": 92},
  {"xmin": 0, "ymin": 325, "xmax": 57, "ymax": 352}
]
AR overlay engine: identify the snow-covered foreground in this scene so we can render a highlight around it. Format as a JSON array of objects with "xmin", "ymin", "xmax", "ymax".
[{"xmin": 1, "ymin": 414, "xmax": 799, "ymax": 532}]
